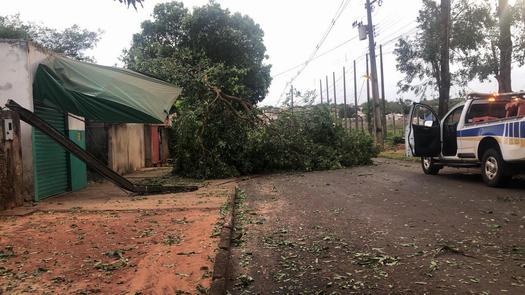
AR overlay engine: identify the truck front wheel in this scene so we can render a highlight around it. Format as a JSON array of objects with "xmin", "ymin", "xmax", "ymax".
[
  {"xmin": 421, "ymin": 157, "xmax": 441, "ymax": 175},
  {"xmin": 481, "ymin": 148, "xmax": 510, "ymax": 187}
]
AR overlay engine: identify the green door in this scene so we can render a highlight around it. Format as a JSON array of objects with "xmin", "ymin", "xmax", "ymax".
[{"xmin": 33, "ymin": 102, "xmax": 70, "ymax": 200}]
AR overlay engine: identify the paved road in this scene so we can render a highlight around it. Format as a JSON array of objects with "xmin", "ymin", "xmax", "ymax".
[{"xmin": 227, "ymin": 158, "xmax": 525, "ymax": 294}]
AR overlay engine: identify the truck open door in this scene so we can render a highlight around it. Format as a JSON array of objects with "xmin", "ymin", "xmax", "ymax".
[{"xmin": 405, "ymin": 103, "xmax": 441, "ymax": 157}]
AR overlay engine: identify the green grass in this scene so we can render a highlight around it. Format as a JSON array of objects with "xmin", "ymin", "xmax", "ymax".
[{"xmin": 379, "ymin": 150, "xmax": 418, "ymax": 162}]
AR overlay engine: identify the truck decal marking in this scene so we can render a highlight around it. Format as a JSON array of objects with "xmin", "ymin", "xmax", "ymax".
[
  {"xmin": 458, "ymin": 122, "xmax": 525, "ymax": 147},
  {"xmin": 458, "ymin": 124, "xmax": 505, "ymax": 137}
]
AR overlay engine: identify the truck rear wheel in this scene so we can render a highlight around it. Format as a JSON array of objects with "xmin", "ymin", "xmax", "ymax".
[
  {"xmin": 481, "ymin": 148, "xmax": 510, "ymax": 187},
  {"xmin": 421, "ymin": 157, "xmax": 441, "ymax": 175}
]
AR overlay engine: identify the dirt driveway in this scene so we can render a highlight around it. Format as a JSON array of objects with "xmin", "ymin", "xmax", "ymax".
[
  {"xmin": 0, "ymin": 168, "xmax": 235, "ymax": 295},
  {"xmin": 228, "ymin": 158, "xmax": 525, "ymax": 294}
]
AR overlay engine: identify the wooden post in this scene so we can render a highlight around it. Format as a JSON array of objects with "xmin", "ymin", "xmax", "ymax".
[
  {"xmin": 343, "ymin": 66, "xmax": 349, "ymax": 130},
  {"xmin": 319, "ymin": 79, "xmax": 324, "ymax": 104},
  {"xmin": 366, "ymin": 54, "xmax": 372, "ymax": 135},
  {"xmin": 325, "ymin": 75, "xmax": 330, "ymax": 104},
  {"xmin": 354, "ymin": 60, "xmax": 359, "ymax": 130},
  {"xmin": 332, "ymin": 72, "xmax": 338, "ymax": 119},
  {"xmin": 0, "ymin": 111, "xmax": 24, "ymax": 210},
  {"xmin": 380, "ymin": 44, "xmax": 387, "ymax": 136},
  {"xmin": 290, "ymin": 85, "xmax": 294, "ymax": 113}
]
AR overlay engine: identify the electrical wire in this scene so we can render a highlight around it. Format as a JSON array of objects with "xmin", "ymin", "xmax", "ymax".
[
  {"xmin": 272, "ymin": 12, "xmax": 419, "ymax": 107},
  {"xmin": 379, "ymin": 26, "xmax": 418, "ymax": 45},
  {"xmin": 276, "ymin": 0, "xmax": 352, "ymax": 105},
  {"xmin": 272, "ymin": 34, "xmax": 360, "ymax": 78},
  {"xmin": 325, "ymin": 26, "xmax": 417, "ymax": 94},
  {"xmin": 273, "ymin": 7, "xmax": 415, "ymax": 105}
]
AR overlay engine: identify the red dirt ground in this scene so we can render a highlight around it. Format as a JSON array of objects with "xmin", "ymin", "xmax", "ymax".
[{"xmin": 0, "ymin": 169, "xmax": 236, "ymax": 295}]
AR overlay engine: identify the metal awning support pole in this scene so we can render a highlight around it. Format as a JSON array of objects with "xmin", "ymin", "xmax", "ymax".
[{"xmin": 6, "ymin": 100, "xmax": 197, "ymax": 195}]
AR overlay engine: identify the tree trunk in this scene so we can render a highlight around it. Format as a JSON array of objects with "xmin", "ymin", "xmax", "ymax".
[
  {"xmin": 498, "ymin": 0, "xmax": 513, "ymax": 93},
  {"xmin": 521, "ymin": 0, "xmax": 525, "ymax": 26},
  {"xmin": 438, "ymin": 0, "xmax": 451, "ymax": 118}
]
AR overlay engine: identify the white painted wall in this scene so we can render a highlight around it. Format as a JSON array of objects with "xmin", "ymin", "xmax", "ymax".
[
  {"xmin": 0, "ymin": 40, "xmax": 52, "ymax": 198},
  {"xmin": 0, "ymin": 40, "xmax": 32, "ymax": 197},
  {"xmin": 68, "ymin": 114, "xmax": 85, "ymax": 131}
]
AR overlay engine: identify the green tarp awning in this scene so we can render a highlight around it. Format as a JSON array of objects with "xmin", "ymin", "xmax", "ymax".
[{"xmin": 33, "ymin": 55, "xmax": 182, "ymax": 123}]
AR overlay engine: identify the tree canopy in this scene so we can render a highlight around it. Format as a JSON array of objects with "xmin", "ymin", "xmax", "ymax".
[
  {"xmin": 123, "ymin": 1, "xmax": 273, "ymax": 177},
  {"xmin": 394, "ymin": 0, "xmax": 491, "ymax": 97},
  {"xmin": 395, "ymin": 0, "xmax": 525, "ymax": 99},
  {"xmin": 0, "ymin": 14, "xmax": 101, "ymax": 62},
  {"xmin": 456, "ymin": 0, "xmax": 525, "ymax": 91},
  {"xmin": 123, "ymin": 1, "xmax": 272, "ymax": 105}
]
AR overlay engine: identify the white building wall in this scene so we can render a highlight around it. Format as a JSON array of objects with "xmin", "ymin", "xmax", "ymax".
[
  {"xmin": 0, "ymin": 40, "xmax": 52, "ymax": 198},
  {"xmin": 68, "ymin": 114, "xmax": 85, "ymax": 131}
]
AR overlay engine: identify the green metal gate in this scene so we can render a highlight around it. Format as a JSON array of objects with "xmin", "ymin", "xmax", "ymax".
[{"xmin": 33, "ymin": 101, "xmax": 69, "ymax": 200}]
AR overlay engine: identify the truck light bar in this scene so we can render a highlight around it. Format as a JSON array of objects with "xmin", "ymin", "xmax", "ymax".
[{"xmin": 468, "ymin": 91, "xmax": 525, "ymax": 101}]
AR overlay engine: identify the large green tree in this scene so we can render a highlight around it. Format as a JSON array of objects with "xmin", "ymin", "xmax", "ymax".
[
  {"xmin": 457, "ymin": 0, "xmax": 525, "ymax": 92},
  {"xmin": 396, "ymin": 0, "xmax": 525, "ymax": 108},
  {"xmin": 123, "ymin": 1, "xmax": 272, "ymax": 178},
  {"xmin": 123, "ymin": 1, "xmax": 271, "ymax": 104},
  {"xmin": 395, "ymin": 0, "xmax": 491, "ymax": 116},
  {"xmin": 0, "ymin": 14, "xmax": 101, "ymax": 62}
]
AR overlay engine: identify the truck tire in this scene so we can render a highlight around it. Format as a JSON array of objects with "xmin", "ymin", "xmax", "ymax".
[
  {"xmin": 421, "ymin": 157, "xmax": 441, "ymax": 175},
  {"xmin": 481, "ymin": 148, "xmax": 511, "ymax": 187}
]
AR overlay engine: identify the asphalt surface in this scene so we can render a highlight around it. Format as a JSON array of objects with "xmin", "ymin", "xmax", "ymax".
[{"xmin": 227, "ymin": 158, "xmax": 525, "ymax": 294}]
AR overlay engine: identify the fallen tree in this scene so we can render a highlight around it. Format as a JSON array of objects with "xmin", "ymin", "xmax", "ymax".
[
  {"xmin": 170, "ymin": 90, "xmax": 378, "ymax": 179},
  {"xmin": 124, "ymin": 1, "xmax": 378, "ymax": 179}
]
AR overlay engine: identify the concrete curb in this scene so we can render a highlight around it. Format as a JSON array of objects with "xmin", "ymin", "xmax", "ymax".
[{"xmin": 209, "ymin": 187, "xmax": 238, "ymax": 295}]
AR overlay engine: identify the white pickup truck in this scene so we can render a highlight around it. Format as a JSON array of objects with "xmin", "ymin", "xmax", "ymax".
[{"xmin": 405, "ymin": 92, "xmax": 525, "ymax": 187}]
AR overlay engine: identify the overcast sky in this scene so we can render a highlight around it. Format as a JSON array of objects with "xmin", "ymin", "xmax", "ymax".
[{"xmin": 3, "ymin": 0, "xmax": 525, "ymax": 107}]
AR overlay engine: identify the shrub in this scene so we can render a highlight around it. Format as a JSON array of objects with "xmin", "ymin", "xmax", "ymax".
[
  {"xmin": 251, "ymin": 106, "xmax": 377, "ymax": 173},
  {"xmin": 391, "ymin": 135, "xmax": 405, "ymax": 145},
  {"xmin": 170, "ymin": 104, "xmax": 378, "ymax": 179}
]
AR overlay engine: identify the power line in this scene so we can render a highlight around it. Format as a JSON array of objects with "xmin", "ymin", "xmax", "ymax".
[
  {"xmin": 276, "ymin": 0, "xmax": 352, "ymax": 105},
  {"xmin": 318, "ymin": 23, "xmax": 417, "ymax": 85},
  {"xmin": 272, "ymin": 19, "xmax": 418, "ymax": 107},
  {"xmin": 377, "ymin": 23, "xmax": 417, "ymax": 37},
  {"xmin": 326, "ymin": 25, "xmax": 417, "ymax": 89},
  {"xmin": 272, "ymin": 34, "xmax": 360, "ymax": 78},
  {"xmin": 273, "ymin": 7, "xmax": 416, "ymax": 105},
  {"xmin": 379, "ymin": 26, "xmax": 418, "ymax": 45}
]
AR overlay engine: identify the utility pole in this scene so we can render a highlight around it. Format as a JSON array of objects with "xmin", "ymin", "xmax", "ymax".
[
  {"xmin": 366, "ymin": 54, "xmax": 372, "ymax": 135},
  {"xmin": 325, "ymin": 75, "xmax": 330, "ymax": 104},
  {"xmin": 379, "ymin": 44, "xmax": 387, "ymax": 136},
  {"xmin": 343, "ymin": 66, "xmax": 349, "ymax": 130},
  {"xmin": 332, "ymin": 72, "xmax": 338, "ymax": 119},
  {"xmin": 364, "ymin": 0, "xmax": 384, "ymax": 147},
  {"xmin": 319, "ymin": 79, "xmax": 324, "ymax": 104},
  {"xmin": 353, "ymin": 60, "xmax": 359, "ymax": 130}
]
